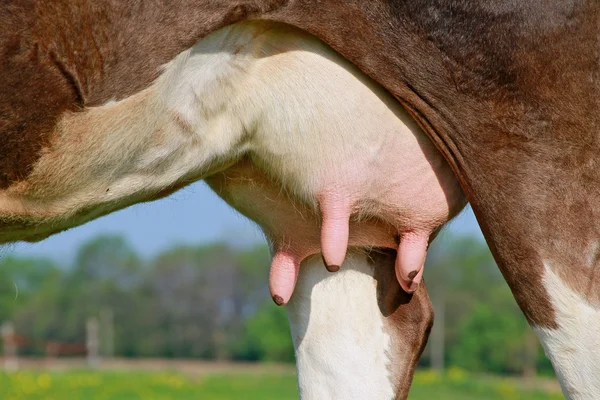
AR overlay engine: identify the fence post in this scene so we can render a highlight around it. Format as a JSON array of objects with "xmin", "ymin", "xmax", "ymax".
[
  {"xmin": 1, "ymin": 321, "xmax": 18, "ymax": 371},
  {"xmin": 430, "ymin": 293, "xmax": 445, "ymax": 373},
  {"xmin": 86, "ymin": 317, "xmax": 100, "ymax": 367},
  {"xmin": 523, "ymin": 328, "xmax": 538, "ymax": 382},
  {"xmin": 99, "ymin": 308, "xmax": 114, "ymax": 359}
]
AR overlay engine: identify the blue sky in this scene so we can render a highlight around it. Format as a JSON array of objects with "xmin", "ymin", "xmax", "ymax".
[{"xmin": 5, "ymin": 181, "xmax": 485, "ymax": 263}]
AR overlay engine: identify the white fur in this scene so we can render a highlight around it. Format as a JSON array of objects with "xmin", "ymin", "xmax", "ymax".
[
  {"xmin": 534, "ymin": 262, "xmax": 600, "ymax": 399},
  {"xmin": 287, "ymin": 253, "xmax": 395, "ymax": 400},
  {"xmin": 0, "ymin": 25, "xmax": 258, "ymax": 237}
]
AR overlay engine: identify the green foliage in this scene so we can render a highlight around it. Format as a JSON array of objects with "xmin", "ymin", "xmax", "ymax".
[
  {"xmin": 232, "ymin": 302, "xmax": 295, "ymax": 362},
  {"xmin": 0, "ymin": 231, "xmax": 554, "ymax": 375},
  {"xmin": 422, "ymin": 231, "xmax": 553, "ymax": 376},
  {"xmin": 0, "ymin": 256, "xmax": 59, "ymax": 322},
  {"xmin": 450, "ymin": 301, "xmax": 529, "ymax": 373},
  {"xmin": 0, "ymin": 236, "xmax": 292, "ymax": 364}
]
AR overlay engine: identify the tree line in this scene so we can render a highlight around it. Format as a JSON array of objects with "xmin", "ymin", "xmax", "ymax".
[{"xmin": 0, "ymin": 233, "xmax": 553, "ymax": 375}]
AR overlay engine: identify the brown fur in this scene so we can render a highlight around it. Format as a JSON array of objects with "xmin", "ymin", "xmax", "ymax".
[
  {"xmin": 269, "ymin": 1, "xmax": 600, "ymax": 330},
  {"xmin": 263, "ymin": 1, "xmax": 600, "ymax": 329},
  {"xmin": 371, "ymin": 250, "xmax": 433, "ymax": 400},
  {"xmin": 0, "ymin": 0, "xmax": 284, "ymax": 188}
]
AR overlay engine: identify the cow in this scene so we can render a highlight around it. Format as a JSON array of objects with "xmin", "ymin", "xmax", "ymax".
[
  {"xmin": 2, "ymin": 1, "xmax": 598, "ymax": 399},
  {"xmin": 0, "ymin": 7, "xmax": 465, "ymax": 399},
  {"xmin": 1, "ymin": 14, "xmax": 465, "ymax": 398}
]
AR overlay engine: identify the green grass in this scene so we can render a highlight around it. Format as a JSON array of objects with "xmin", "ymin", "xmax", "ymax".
[
  {"xmin": 0, "ymin": 368, "xmax": 564, "ymax": 400},
  {"xmin": 410, "ymin": 368, "xmax": 564, "ymax": 400}
]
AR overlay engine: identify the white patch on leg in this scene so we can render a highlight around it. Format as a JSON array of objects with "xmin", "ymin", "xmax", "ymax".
[
  {"xmin": 534, "ymin": 262, "xmax": 600, "ymax": 399},
  {"xmin": 286, "ymin": 253, "xmax": 394, "ymax": 400}
]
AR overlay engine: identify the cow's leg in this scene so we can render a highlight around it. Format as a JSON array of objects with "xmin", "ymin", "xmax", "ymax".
[
  {"xmin": 532, "ymin": 263, "xmax": 600, "ymax": 397},
  {"xmin": 458, "ymin": 186, "xmax": 600, "ymax": 400},
  {"xmin": 287, "ymin": 251, "xmax": 432, "ymax": 400}
]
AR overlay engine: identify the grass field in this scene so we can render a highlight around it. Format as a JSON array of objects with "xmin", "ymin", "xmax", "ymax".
[{"xmin": 0, "ymin": 367, "xmax": 564, "ymax": 400}]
